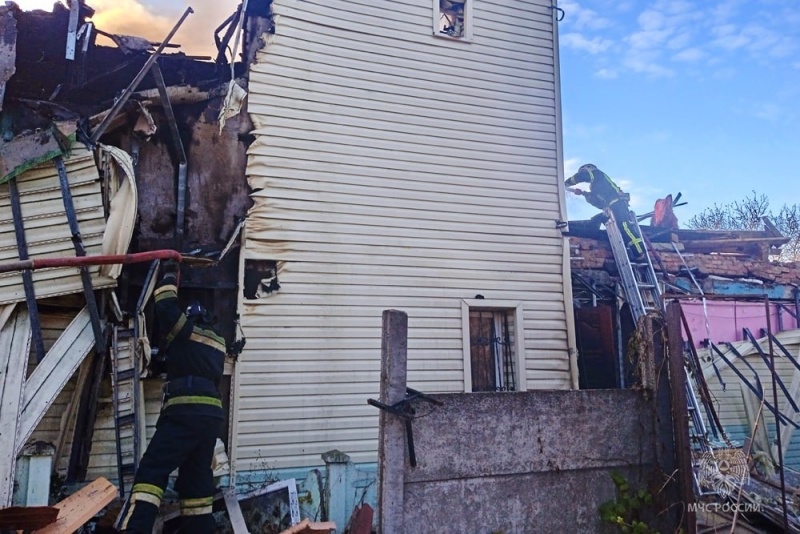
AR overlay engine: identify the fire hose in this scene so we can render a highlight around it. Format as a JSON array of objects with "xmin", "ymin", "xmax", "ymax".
[{"xmin": 0, "ymin": 250, "xmax": 186, "ymax": 274}]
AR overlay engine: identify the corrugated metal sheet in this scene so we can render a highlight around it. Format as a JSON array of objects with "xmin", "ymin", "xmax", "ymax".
[
  {"xmin": 702, "ymin": 330, "xmax": 800, "ymax": 468},
  {"xmin": 0, "ymin": 146, "xmax": 115, "ymax": 305},
  {"xmin": 236, "ymin": 0, "xmax": 570, "ymax": 472}
]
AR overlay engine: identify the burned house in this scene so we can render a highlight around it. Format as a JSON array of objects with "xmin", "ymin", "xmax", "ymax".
[
  {"xmin": 0, "ymin": 0, "xmax": 588, "ymax": 529},
  {"xmin": 570, "ymin": 215, "xmax": 800, "ymax": 529}
]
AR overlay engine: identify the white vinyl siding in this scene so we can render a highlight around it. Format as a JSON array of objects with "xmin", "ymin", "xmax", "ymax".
[
  {"xmin": 236, "ymin": 0, "xmax": 569, "ymax": 472},
  {"xmin": 0, "ymin": 147, "xmax": 115, "ymax": 305}
]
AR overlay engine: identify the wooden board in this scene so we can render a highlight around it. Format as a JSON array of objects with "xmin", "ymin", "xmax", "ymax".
[
  {"xmin": 0, "ymin": 306, "xmax": 31, "ymax": 506},
  {"xmin": 0, "ymin": 505, "xmax": 58, "ymax": 530},
  {"xmin": 279, "ymin": 519, "xmax": 336, "ymax": 534},
  {"xmin": 34, "ymin": 477, "xmax": 117, "ymax": 534},
  {"xmin": 17, "ymin": 306, "xmax": 94, "ymax": 454}
]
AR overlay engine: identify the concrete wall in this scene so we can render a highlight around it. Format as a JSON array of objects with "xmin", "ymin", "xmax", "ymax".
[{"xmin": 401, "ymin": 390, "xmax": 660, "ymax": 534}]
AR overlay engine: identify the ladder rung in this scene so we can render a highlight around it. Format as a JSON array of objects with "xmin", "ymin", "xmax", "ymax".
[
  {"xmin": 117, "ymin": 414, "xmax": 136, "ymax": 427},
  {"xmin": 117, "ymin": 368, "xmax": 136, "ymax": 381},
  {"xmin": 637, "ymin": 283, "xmax": 656, "ymax": 289},
  {"xmin": 121, "ymin": 463, "xmax": 137, "ymax": 476}
]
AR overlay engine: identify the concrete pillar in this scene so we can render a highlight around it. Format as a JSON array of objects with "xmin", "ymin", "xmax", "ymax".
[
  {"xmin": 13, "ymin": 441, "xmax": 55, "ymax": 506},
  {"xmin": 378, "ymin": 309, "xmax": 408, "ymax": 534},
  {"xmin": 322, "ymin": 449, "xmax": 351, "ymax": 532}
]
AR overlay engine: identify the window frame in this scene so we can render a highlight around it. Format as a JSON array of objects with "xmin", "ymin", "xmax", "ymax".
[
  {"xmin": 432, "ymin": 0, "xmax": 474, "ymax": 42},
  {"xmin": 461, "ymin": 299, "xmax": 526, "ymax": 392}
]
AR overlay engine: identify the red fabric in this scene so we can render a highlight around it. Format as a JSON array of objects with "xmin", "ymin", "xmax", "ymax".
[{"xmin": 652, "ymin": 195, "xmax": 679, "ymax": 229}]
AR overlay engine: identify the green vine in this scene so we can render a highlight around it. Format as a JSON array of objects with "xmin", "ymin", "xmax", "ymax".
[{"xmin": 598, "ymin": 471, "xmax": 659, "ymax": 534}]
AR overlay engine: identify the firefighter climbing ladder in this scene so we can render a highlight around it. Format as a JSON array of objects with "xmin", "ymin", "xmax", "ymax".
[
  {"xmin": 604, "ymin": 207, "xmax": 718, "ymax": 496},
  {"xmin": 111, "ymin": 324, "xmax": 144, "ymax": 498},
  {"xmin": 604, "ymin": 209, "xmax": 662, "ymax": 321}
]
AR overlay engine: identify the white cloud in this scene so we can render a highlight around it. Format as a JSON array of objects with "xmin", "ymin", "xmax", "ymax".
[
  {"xmin": 638, "ymin": 10, "xmax": 666, "ymax": 31},
  {"xmin": 561, "ymin": 0, "xmax": 797, "ymax": 81},
  {"xmin": 564, "ymin": 157, "xmax": 582, "ymax": 179},
  {"xmin": 559, "ymin": 0, "xmax": 613, "ymax": 31},
  {"xmin": 595, "ymin": 68, "xmax": 618, "ymax": 79},
  {"xmin": 754, "ymin": 102, "xmax": 781, "ymax": 121},
  {"xmin": 667, "ymin": 32, "xmax": 692, "ymax": 50},
  {"xmin": 561, "ymin": 33, "xmax": 614, "ymax": 54},
  {"xmin": 622, "ymin": 46, "xmax": 675, "ymax": 78},
  {"xmin": 672, "ymin": 47, "xmax": 705, "ymax": 62},
  {"xmin": 628, "ymin": 28, "xmax": 674, "ymax": 50}
]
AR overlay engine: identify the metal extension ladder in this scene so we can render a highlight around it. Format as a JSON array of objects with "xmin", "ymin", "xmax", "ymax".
[
  {"xmin": 604, "ymin": 208, "xmax": 662, "ymax": 322},
  {"xmin": 604, "ymin": 206, "xmax": 716, "ymax": 495},
  {"xmin": 111, "ymin": 324, "xmax": 144, "ymax": 498}
]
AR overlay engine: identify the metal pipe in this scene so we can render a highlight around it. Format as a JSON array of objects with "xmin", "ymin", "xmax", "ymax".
[
  {"xmin": 89, "ymin": 7, "xmax": 194, "ymax": 143},
  {"xmin": 150, "ymin": 63, "xmax": 188, "ymax": 251},
  {"xmin": 0, "ymin": 250, "xmax": 182, "ymax": 274},
  {"xmin": 765, "ymin": 296, "xmax": 789, "ymax": 532}
]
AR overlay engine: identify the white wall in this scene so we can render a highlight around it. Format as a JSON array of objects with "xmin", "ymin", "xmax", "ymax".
[{"xmin": 234, "ymin": 0, "xmax": 572, "ymax": 473}]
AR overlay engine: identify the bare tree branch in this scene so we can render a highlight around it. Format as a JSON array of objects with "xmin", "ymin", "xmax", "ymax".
[{"xmin": 687, "ymin": 191, "xmax": 800, "ymax": 262}]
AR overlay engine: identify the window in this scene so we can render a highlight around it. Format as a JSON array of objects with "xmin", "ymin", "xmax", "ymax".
[
  {"xmin": 434, "ymin": 0, "xmax": 473, "ymax": 40},
  {"xmin": 461, "ymin": 300, "xmax": 525, "ymax": 392}
]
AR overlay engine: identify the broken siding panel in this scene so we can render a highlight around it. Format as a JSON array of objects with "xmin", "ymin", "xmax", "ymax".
[
  {"xmin": 84, "ymin": 379, "xmax": 162, "ymax": 481},
  {"xmin": 0, "ymin": 147, "xmax": 115, "ymax": 305},
  {"xmin": 239, "ymin": 0, "xmax": 568, "ymax": 471},
  {"xmin": 704, "ymin": 353, "xmax": 800, "ymax": 468},
  {"xmin": 26, "ymin": 310, "xmax": 79, "ymax": 469}
]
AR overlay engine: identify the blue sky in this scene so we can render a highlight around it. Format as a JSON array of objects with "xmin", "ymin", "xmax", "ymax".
[{"xmin": 558, "ymin": 0, "xmax": 800, "ymax": 225}]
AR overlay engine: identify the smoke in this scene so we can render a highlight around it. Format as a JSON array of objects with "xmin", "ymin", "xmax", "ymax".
[
  {"xmin": 89, "ymin": 0, "xmax": 240, "ymax": 58},
  {"xmin": 13, "ymin": 0, "xmax": 241, "ymax": 57}
]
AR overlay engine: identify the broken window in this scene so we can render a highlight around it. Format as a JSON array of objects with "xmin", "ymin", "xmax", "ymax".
[
  {"xmin": 435, "ymin": 0, "xmax": 472, "ymax": 40},
  {"xmin": 466, "ymin": 306, "xmax": 520, "ymax": 392},
  {"xmin": 243, "ymin": 260, "xmax": 280, "ymax": 300}
]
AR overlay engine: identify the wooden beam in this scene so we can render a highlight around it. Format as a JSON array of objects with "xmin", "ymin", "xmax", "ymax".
[
  {"xmin": 53, "ymin": 357, "xmax": 92, "ymax": 474},
  {"xmin": 66, "ymin": 350, "xmax": 106, "ymax": 483},
  {"xmin": 741, "ymin": 383, "xmax": 771, "ymax": 461},
  {"xmin": 33, "ymin": 477, "xmax": 117, "ymax": 534},
  {"xmin": 0, "ymin": 305, "xmax": 31, "ymax": 506},
  {"xmin": 279, "ymin": 519, "xmax": 336, "ymax": 534},
  {"xmin": 0, "ymin": 506, "xmax": 58, "ymax": 531},
  {"xmin": 16, "ymin": 307, "xmax": 95, "ymax": 454}
]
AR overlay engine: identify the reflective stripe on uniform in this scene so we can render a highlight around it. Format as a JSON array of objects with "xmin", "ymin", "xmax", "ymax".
[
  {"xmin": 622, "ymin": 221, "xmax": 645, "ymax": 253},
  {"xmin": 189, "ymin": 328, "xmax": 226, "ymax": 353},
  {"xmin": 154, "ymin": 284, "xmax": 178, "ymax": 302},
  {"xmin": 166, "ymin": 314, "xmax": 187, "ymax": 346},
  {"xmin": 118, "ymin": 487, "xmax": 163, "ymax": 529},
  {"xmin": 180, "ymin": 496, "xmax": 214, "ymax": 516},
  {"xmin": 163, "ymin": 395, "xmax": 223, "ymax": 410},
  {"xmin": 131, "ymin": 482, "xmax": 164, "ymax": 501}
]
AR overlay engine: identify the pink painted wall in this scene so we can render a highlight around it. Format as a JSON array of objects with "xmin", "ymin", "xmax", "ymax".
[{"xmin": 681, "ymin": 300, "xmax": 798, "ymax": 348}]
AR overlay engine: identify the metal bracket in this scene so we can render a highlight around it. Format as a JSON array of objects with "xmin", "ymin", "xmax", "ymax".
[{"xmin": 368, "ymin": 388, "xmax": 442, "ymax": 467}]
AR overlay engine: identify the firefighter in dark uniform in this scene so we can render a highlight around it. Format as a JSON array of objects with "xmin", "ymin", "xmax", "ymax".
[
  {"xmin": 116, "ymin": 259, "xmax": 225, "ymax": 533},
  {"xmin": 565, "ymin": 163, "xmax": 645, "ymax": 260}
]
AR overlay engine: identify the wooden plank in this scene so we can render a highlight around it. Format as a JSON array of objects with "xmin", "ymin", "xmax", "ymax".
[
  {"xmin": 741, "ymin": 383, "xmax": 771, "ymax": 460},
  {"xmin": 347, "ymin": 503, "xmax": 374, "ymax": 534},
  {"xmin": 53, "ymin": 357, "xmax": 92, "ymax": 474},
  {"xmin": 0, "ymin": 305, "xmax": 31, "ymax": 506},
  {"xmin": 0, "ymin": 506, "xmax": 59, "ymax": 530},
  {"xmin": 222, "ymin": 487, "xmax": 248, "ymax": 534},
  {"xmin": 33, "ymin": 477, "xmax": 117, "ymax": 534},
  {"xmin": 17, "ymin": 307, "xmax": 95, "ymax": 454},
  {"xmin": 279, "ymin": 519, "xmax": 336, "ymax": 534}
]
